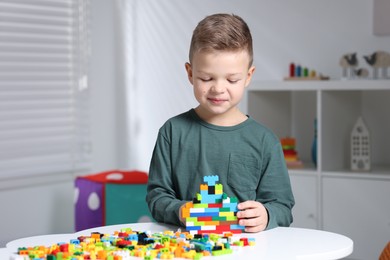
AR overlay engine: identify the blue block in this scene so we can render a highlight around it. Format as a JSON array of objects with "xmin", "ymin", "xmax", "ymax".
[
  {"xmin": 230, "ymin": 224, "xmax": 245, "ymax": 230},
  {"xmin": 190, "ymin": 212, "xmax": 219, "ymax": 217},
  {"xmin": 186, "ymin": 226, "xmax": 201, "ymax": 231},
  {"xmin": 204, "ymin": 208, "xmax": 220, "ymax": 213},
  {"xmin": 204, "ymin": 175, "xmax": 219, "ymax": 186},
  {"xmin": 222, "ymin": 203, "xmax": 238, "ymax": 212}
]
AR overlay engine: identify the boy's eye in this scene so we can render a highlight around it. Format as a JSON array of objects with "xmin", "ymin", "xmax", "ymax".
[
  {"xmin": 199, "ymin": 78, "xmax": 212, "ymax": 82},
  {"xmin": 228, "ymin": 79, "xmax": 239, "ymax": 84}
]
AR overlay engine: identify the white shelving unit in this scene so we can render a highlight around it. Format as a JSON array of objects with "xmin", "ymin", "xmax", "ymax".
[{"xmin": 245, "ymin": 80, "xmax": 390, "ymax": 260}]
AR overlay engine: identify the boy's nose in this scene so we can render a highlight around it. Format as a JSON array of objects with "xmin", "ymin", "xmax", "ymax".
[{"xmin": 211, "ymin": 81, "xmax": 225, "ymax": 93}]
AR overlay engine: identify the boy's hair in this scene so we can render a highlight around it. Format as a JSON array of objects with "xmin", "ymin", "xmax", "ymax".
[{"xmin": 189, "ymin": 13, "xmax": 253, "ymax": 67}]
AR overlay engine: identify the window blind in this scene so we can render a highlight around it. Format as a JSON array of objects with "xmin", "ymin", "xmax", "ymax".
[{"xmin": 0, "ymin": 0, "xmax": 91, "ymax": 179}]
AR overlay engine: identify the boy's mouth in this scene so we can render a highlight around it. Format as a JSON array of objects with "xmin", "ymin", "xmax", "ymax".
[{"xmin": 208, "ymin": 98, "xmax": 226, "ymax": 104}]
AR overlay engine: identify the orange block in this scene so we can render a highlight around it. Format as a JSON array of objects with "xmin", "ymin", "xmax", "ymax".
[
  {"xmin": 97, "ymin": 250, "xmax": 107, "ymax": 259},
  {"xmin": 181, "ymin": 201, "xmax": 193, "ymax": 218},
  {"xmin": 91, "ymin": 233, "xmax": 100, "ymax": 239},
  {"xmin": 281, "ymin": 137, "xmax": 296, "ymax": 146},
  {"xmin": 204, "ymin": 221, "xmax": 220, "ymax": 226},
  {"xmin": 200, "ymin": 184, "xmax": 208, "ymax": 190}
]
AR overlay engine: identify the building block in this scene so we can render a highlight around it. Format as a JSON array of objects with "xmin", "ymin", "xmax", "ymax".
[
  {"xmin": 281, "ymin": 137, "xmax": 304, "ymax": 169},
  {"xmin": 74, "ymin": 170, "xmax": 152, "ymax": 231},
  {"xmin": 182, "ymin": 174, "xmax": 245, "ymax": 235}
]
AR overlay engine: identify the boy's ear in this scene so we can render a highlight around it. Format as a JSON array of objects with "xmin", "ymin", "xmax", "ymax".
[
  {"xmin": 245, "ymin": 66, "xmax": 256, "ymax": 87},
  {"xmin": 185, "ymin": 62, "xmax": 193, "ymax": 84}
]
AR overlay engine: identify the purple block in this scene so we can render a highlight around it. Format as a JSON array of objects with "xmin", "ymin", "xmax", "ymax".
[
  {"xmin": 74, "ymin": 170, "xmax": 149, "ymax": 232},
  {"xmin": 75, "ymin": 178, "xmax": 104, "ymax": 231}
]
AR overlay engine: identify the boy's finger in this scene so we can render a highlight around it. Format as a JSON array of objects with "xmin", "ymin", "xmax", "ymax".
[{"xmin": 237, "ymin": 200, "xmax": 259, "ymax": 210}]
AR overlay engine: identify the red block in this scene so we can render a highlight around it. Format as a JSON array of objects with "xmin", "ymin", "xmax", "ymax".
[
  {"xmin": 240, "ymin": 238, "xmax": 249, "ymax": 246},
  {"xmin": 197, "ymin": 216, "xmax": 213, "ymax": 221},
  {"xmin": 60, "ymin": 244, "xmax": 69, "ymax": 252},
  {"xmin": 208, "ymin": 203, "xmax": 223, "ymax": 208}
]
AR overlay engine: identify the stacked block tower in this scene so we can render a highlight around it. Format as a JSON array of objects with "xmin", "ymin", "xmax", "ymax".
[
  {"xmin": 181, "ymin": 175, "xmax": 245, "ymax": 234},
  {"xmin": 281, "ymin": 137, "xmax": 303, "ymax": 169}
]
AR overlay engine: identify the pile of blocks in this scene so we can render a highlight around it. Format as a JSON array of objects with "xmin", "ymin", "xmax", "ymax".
[
  {"xmin": 15, "ymin": 227, "xmax": 255, "ymax": 259},
  {"xmin": 181, "ymin": 175, "xmax": 245, "ymax": 234}
]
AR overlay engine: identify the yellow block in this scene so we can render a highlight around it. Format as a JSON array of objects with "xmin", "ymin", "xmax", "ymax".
[{"xmin": 219, "ymin": 211, "xmax": 234, "ymax": 217}]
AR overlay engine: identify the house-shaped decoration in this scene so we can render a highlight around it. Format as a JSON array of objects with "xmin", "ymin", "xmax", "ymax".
[{"xmin": 351, "ymin": 117, "xmax": 371, "ymax": 171}]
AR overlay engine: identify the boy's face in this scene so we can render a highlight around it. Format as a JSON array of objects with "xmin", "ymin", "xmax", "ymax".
[{"xmin": 185, "ymin": 50, "xmax": 255, "ymax": 123}]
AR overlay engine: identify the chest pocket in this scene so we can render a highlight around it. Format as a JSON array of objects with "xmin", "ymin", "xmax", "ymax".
[{"xmin": 227, "ymin": 153, "xmax": 261, "ymax": 192}]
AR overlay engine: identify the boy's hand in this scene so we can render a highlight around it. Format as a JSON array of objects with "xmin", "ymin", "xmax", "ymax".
[
  {"xmin": 237, "ymin": 200, "xmax": 268, "ymax": 232},
  {"xmin": 179, "ymin": 201, "xmax": 191, "ymax": 225}
]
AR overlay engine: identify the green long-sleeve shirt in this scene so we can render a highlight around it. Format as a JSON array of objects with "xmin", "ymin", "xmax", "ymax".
[{"xmin": 146, "ymin": 109, "xmax": 294, "ymax": 229}]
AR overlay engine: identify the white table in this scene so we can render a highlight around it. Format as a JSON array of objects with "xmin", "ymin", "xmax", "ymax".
[{"xmin": 4, "ymin": 222, "xmax": 353, "ymax": 260}]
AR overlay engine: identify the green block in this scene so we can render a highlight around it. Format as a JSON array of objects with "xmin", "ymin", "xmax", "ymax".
[
  {"xmin": 105, "ymin": 183, "xmax": 153, "ymax": 225},
  {"xmin": 212, "ymin": 216, "xmax": 227, "ymax": 221},
  {"xmin": 226, "ymin": 216, "xmax": 238, "ymax": 221},
  {"xmin": 161, "ymin": 236, "xmax": 170, "ymax": 243},
  {"xmin": 230, "ymin": 197, "xmax": 238, "ymax": 203},
  {"xmin": 215, "ymin": 184, "xmax": 223, "ymax": 191},
  {"xmin": 193, "ymin": 203, "xmax": 208, "ymax": 208},
  {"xmin": 219, "ymin": 207, "xmax": 230, "ymax": 212},
  {"xmin": 212, "ymin": 249, "xmax": 233, "ymax": 256}
]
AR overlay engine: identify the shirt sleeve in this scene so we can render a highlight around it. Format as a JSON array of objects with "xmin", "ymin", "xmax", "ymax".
[
  {"xmin": 257, "ymin": 142, "xmax": 295, "ymax": 229},
  {"xmin": 146, "ymin": 129, "xmax": 186, "ymax": 226}
]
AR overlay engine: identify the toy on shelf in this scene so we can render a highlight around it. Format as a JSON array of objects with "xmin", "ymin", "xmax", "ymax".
[
  {"xmin": 284, "ymin": 62, "xmax": 329, "ymax": 81},
  {"xmin": 350, "ymin": 117, "xmax": 371, "ymax": 172},
  {"xmin": 181, "ymin": 175, "xmax": 245, "ymax": 235},
  {"xmin": 339, "ymin": 52, "xmax": 359, "ymax": 79},
  {"xmin": 354, "ymin": 67, "xmax": 369, "ymax": 78},
  {"xmin": 14, "ymin": 227, "xmax": 255, "ymax": 259},
  {"xmin": 280, "ymin": 137, "xmax": 304, "ymax": 169},
  {"xmin": 363, "ymin": 50, "xmax": 390, "ymax": 79}
]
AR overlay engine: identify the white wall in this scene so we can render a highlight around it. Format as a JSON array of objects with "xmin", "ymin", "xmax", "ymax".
[
  {"xmin": 1, "ymin": 0, "xmax": 389, "ymax": 253},
  {"xmin": 128, "ymin": 0, "xmax": 390, "ymax": 172}
]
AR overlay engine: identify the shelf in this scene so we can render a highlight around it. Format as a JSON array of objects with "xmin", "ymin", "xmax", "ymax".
[
  {"xmin": 247, "ymin": 79, "xmax": 390, "ymax": 260},
  {"xmin": 249, "ymin": 79, "xmax": 390, "ymax": 91},
  {"xmin": 322, "ymin": 166, "xmax": 390, "ymax": 180},
  {"xmin": 321, "ymin": 89, "xmax": 390, "ymax": 173},
  {"xmin": 248, "ymin": 80, "xmax": 390, "ymax": 177},
  {"xmin": 288, "ymin": 168, "xmax": 318, "ymax": 176}
]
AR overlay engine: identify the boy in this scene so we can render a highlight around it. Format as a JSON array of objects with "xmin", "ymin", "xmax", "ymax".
[{"xmin": 146, "ymin": 13, "xmax": 294, "ymax": 232}]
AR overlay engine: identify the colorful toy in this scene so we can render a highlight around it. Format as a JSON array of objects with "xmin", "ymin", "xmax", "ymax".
[
  {"xmin": 280, "ymin": 137, "xmax": 304, "ymax": 169},
  {"xmin": 285, "ymin": 62, "xmax": 329, "ymax": 81},
  {"xmin": 181, "ymin": 175, "xmax": 245, "ymax": 235},
  {"xmin": 351, "ymin": 117, "xmax": 371, "ymax": 171},
  {"xmin": 75, "ymin": 170, "xmax": 152, "ymax": 231},
  {"xmin": 14, "ymin": 227, "xmax": 255, "ymax": 259}
]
